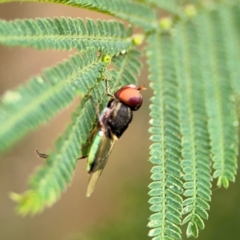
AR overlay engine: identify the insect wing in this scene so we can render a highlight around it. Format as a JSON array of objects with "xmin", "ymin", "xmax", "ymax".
[{"xmin": 86, "ymin": 134, "xmax": 115, "ymax": 197}]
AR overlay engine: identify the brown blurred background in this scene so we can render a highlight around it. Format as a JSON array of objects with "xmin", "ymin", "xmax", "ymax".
[{"xmin": 0, "ymin": 3, "xmax": 240, "ymax": 240}]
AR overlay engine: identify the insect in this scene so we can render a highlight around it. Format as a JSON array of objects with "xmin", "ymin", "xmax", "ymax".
[
  {"xmin": 36, "ymin": 84, "xmax": 145, "ymax": 197},
  {"xmin": 86, "ymin": 84, "xmax": 145, "ymax": 196}
]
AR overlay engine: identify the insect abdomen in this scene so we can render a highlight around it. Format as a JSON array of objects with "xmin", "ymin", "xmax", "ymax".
[{"xmin": 87, "ymin": 131, "xmax": 103, "ymax": 172}]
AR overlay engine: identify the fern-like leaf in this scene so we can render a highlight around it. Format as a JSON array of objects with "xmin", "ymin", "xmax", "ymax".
[
  {"xmin": 147, "ymin": 3, "xmax": 240, "ymax": 239},
  {"xmin": 11, "ymin": 49, "xmax": 143, "ymax": 214},
  {"xmin": 231, "ymin": 5, "xmax": 240, "ymax": 96},
  {"xmin": 0, "ymin": 48, "xmax": 108, "ymax": 155},
  {"xmin": 54, "ymin": 0, "xmax": 158, "ymax": 31},
  {"xmin": 11, "ymin": 96, "xmax": 97, "ymax": 214},
  {"xmin": 197, "ymin": 6, "xmax": 239, "ymax": 188},
  {"xmin": 0, "ymin": 0, "xmax": 158, "ymax": 31},
  {"xmin": 111, "ymin": 49, "xmax": 142, "ymax": 86},
  {"xmin": 0, "ymin": 18, "xmax": 132, "ymax": 54},
  {"xmin": 173, "ymin": 19, "xmax": 212, "ymax": 239},
  {"xmin": 147, "ymin": 32, "xmax": 183, "ymax": 240},
  {"xmin": 1, "ymin": 0, "xmax": 240, "ymax": 238},
  {"xmin": 140, "ymin": 0, "xmax": 184, "ymax": 17}
]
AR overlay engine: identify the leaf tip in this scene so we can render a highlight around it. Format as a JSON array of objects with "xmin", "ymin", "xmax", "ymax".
[
  {"xmin": 186, "ymin": 222, "xmax": 199, "ymax": 238},
  {"xmin": 217, "ymin": 176, "xmax": 229, "ymax": 188}
]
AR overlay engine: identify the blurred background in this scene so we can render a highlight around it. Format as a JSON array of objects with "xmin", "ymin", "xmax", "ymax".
[{"xmin": 0, "ymin": 3, "xmax": 240, "ymax": 240}]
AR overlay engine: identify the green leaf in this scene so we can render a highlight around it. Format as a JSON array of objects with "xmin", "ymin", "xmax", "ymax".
[
  {"xmin": 197, "ymin": 5, "xmax": 239, "ymax": 186},
  {"xmin": 229, "ymin": 6, "xmax": 240, "ymax": 95},
  {"xmin": 0, "ymin": 18, "xmax": 132, "ymax": 54},
  {"xmin": 0, "ymin": 0, "xmax": 158, "ymax": 31},
  {"xmin": 141, "ymin": 0, "xmax": 184, "ymax": 17},
  {"xmin": 111, "ymin": 49, "xmax": 142, "ymax": 87},
  {"xmin": 65, "ymin": 0, "xmax": 158, "ymax": 30},
  {"xmin": 147, "ymin": 31, "xmax": 183, "ymax": 240},
  {"xmin": 0, "ymin": 0, "xmax": 240, "ymax": 239},
  {"xmin": 11, "ymin": 96, "xmax": 97, "ymax": 214},
  {"xmin": 147, "ymin": 2, "xmax": 240, "ymax": 239},
  {"xmin": 186, "ymin": 221, "xmax": 198, "ymax": 238},
  {"xmin": 194, "ymin": 213, "xmax": 205, "ymax": 230},
  {"xmin": 0, "ymin": 48, "xmax": 108, "ymax": 154},
  {"xmin": 11, "ymin": 49, "xmax": 143, "ymax": 214},
  {"xmin": 171, "ymin": 14, "xmax": 213, "ymax": 236}
]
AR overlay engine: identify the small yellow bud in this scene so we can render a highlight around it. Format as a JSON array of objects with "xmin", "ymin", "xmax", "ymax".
[
  {"xmin": 132, "ymin": 34, "xmax": 144, "ymax": 46},
  {"xmin": 159, "ymin": 17, "xmax": 173, "ymax": 30},
  {"xmin": 102, "ymin": 54, "xmax": 111, "ymax": 63},
  {"xmin": 185, "ymin": 4, "xmax": 197, "ymax": 17}
]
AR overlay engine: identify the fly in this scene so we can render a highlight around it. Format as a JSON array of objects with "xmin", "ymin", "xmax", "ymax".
[{"xmin": 36, "ymin": 84, "xmax": 146, "ymax": 197}]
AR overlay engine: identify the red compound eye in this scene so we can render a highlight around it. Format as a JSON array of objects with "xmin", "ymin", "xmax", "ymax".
[{"xmin": 114, "ymin": 84, "xmax": 146, "ymax": 111}]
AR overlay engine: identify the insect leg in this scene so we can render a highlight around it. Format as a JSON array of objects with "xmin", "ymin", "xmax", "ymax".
[{"xmin": 105, "ymin": 79, "xmax": 114, "ymax": 98}]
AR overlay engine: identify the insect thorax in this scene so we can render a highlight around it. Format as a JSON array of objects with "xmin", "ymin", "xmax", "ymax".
[{"xmin": 105, "ymin": 99, "xmax": 133, "ymax": 139}]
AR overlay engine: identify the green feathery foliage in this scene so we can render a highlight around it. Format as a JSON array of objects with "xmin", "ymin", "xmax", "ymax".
[
  {"xmin": 11, "ymin": 80, "xmax": 113, "ymax": 214},
  {"xmin": 0, "ymin": 0, "xmax": 240, "ymax": 239},
  {"xmin": 173, "ymin": 18, "xmax": 212, "ymax": 238},
  {"xmin": 147, "ymin": 32, "xmax": 183, "ymax": 239},
  {"xmin": 111, "ymin": 49, "xmax": 142, "ymax": 86},
  {"xmin": 230, "ymin": 6, "xmax": 240, "ymax": 95},
  {"xmin": 0, "ymin": 18, "xmax": 132, "ymax": 54},
  {"xmin": 10, "ymin": 49, "xmax": 142, "ymax": 214},
  {"xmin": 0, "ymin": 48, "xmax": 109, "ymax": 154},
  {"xmin": 140, "ymin": 0, "xmax": 184, "ymax": 17},
  {"xmin": 146, "ymin": 3, "xmax": 239, "ymax": 239},
  {"xmin": 0, "ymin": 0, "xmax": 158, "ymax": 31},
  {"xmin": 11, "ymin": 97, "xmax": 97, "ymax": 214},
  {"xmin": 199, "ymin": 7, "xmax": 238, "ymax": 188}
]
